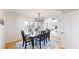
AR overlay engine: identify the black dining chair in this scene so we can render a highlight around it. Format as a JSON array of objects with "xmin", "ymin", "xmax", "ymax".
[
  {"xmin": 46, "ymin": 30, "xmax": 50, "ymax": 42},
  {"xmin": 35, "ymin": 31, "xmax": 46, "ymax": 49},
  {"xmin": 43, "ymin": 31, "xmax": 48, "ymax": 43},
  {"xmin": 21, "ymin": 30, "xmax": 32, "ymax": 49}
]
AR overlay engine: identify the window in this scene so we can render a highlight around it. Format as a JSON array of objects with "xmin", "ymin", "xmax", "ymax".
[{"xmin": 24, "ymin": 20, "xmax": 34, "ymax": 34}]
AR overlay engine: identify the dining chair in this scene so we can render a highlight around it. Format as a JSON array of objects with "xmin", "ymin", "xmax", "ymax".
[
  {"xmin": 21, "ymin": 30, "xmax": 32, "ymax": 49},
  {"xmin": 35, "ymin": 31, "xmax": 46, "ymax": 49},
  {"xmin": 44, "ymin": 31, "xmax": 48, "ymax": 43},
  {"xmin": 46, "ymin": 30, "xmax": 50, "ymax": 42}
]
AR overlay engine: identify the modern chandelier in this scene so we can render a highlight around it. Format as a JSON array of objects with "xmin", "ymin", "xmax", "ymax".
[{"xmin": 35, "ymin": 13, "xmax": 44, "ymax": 22}]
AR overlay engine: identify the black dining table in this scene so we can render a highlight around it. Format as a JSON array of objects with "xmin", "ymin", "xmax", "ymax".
[{"xmin": 25, "ymin": 32, "xmax": 48, "ymax": 49}]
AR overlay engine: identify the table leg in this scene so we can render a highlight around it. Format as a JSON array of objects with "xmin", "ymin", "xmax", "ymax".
[{"xmin": 31, "ymin": 38, "xmax": 34, "ymax": 49}]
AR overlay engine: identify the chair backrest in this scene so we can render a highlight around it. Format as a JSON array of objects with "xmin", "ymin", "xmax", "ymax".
[
  {"xmin": 47, "ymin": 30, "xmax": 50, "ymax": 37},
  {"xmin": 40, "ymin": 31, "xmax": 45, "ymax": 39},
  {"xmin": 21, "ymin": 30, "xmax": 26, "ymax": 41}
]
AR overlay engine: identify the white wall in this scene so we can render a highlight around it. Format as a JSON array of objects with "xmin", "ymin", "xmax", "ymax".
[
  {"xmin": 0, "ymin": 10, "xmax": 5, "ymax": 48},
  {"xmin": 4, "ymin": 14, "xmax": 25, "ymax": 43},
  {"xmin": 4, "ymin": 15, "xmax": 18, "ymax": 43},
  {"xmin": 58, "ymin": 10, "xmax": 79, "ymax": 49},
  {"xmin": 16, "ymin": 16, "xmax": 25, "ymax": 40},
  {"xmin": 0, "ymin": 24, "xmax": 4, "ymax": 48}
]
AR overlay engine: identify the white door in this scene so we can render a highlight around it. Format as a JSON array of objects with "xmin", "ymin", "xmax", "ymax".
[
  {"xmin": 59, "ymin": 10, "xmax": 79, "ymax": 49},
  {"xmin": 71, "ymin": 12, "xmax": 79, "ymax": 48},
  {"xmin": 61, "ymin": 14, "xmax": 72, "ymax": 49}
]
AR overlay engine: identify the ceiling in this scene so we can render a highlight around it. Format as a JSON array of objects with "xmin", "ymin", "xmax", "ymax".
[
  {"xmin": 3, "ymin": 9, "xmax": 78, "ymax": 19},
  {"xmin": 59, "ymin": 9, "xmax": 77, "ymax": 13}
]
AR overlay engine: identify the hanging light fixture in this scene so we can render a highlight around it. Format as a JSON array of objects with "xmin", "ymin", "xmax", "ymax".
[
  {"xmin": 52, "ymin": 18, "xmax": 58, "ymax": 22},
  {"xmin": 35, "ymin": 13, "xmax": 44, "ymax": 22}
]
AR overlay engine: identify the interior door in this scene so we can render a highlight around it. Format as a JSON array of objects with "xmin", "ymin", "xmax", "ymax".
[
  {"xmin": 71, "ymin": 12, "xmax": 79, "ymax": 48},
  {"xmin": 61, "ymin": 14, "xmax": 72, "ymax": 49}
]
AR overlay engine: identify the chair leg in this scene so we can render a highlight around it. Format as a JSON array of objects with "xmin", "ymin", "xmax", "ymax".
[
  {"xmin": 35, "ymin": 40, "xmax": 37, "ymax": 45},
  {"xmin": 43, "ymin": 40, "xmax": 46, "ymax": 46},
  {"xmin": 48, "ymin": 37, "xmax": 50, "ymax": 42},
  {"xmin": 32, "ymin": 40, "xmax": 34, "ymax": 49},
  {"xmin": 22, "ymin": 41, "xmax": 24, "ymax": 47},
  {"xmin": 39, "ymin": 40, "xmax": 41, "ymax": 49},
  {"xmin": 25, "ymin": 42, "xmax": 27, "ymax": 49},
  {"xmin": 46, "ymin": 38, "xmax": 48, "ymax": 43}
]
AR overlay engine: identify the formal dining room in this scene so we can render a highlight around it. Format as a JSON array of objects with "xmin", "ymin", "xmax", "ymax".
[{"xmin": 0, "ymin": 9, "xmax": 79, "ymax": 49}]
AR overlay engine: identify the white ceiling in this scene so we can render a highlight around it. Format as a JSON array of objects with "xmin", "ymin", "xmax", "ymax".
[
  {"xmin": 59, "ymin": 9, "xmax": 77, "ymax": 13},
  {"xmin": 3, "ymin": 9, "xmax": 78, "ymax": 19}
]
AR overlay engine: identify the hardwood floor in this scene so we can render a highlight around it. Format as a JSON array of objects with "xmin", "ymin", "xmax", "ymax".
[
  {"xmin": 5, "ymin": 32, "xmax": 64, "ymax": 49},
  {"xmin": 5, "ymin": 40, "xmax": 22, "ymax": 49}
]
